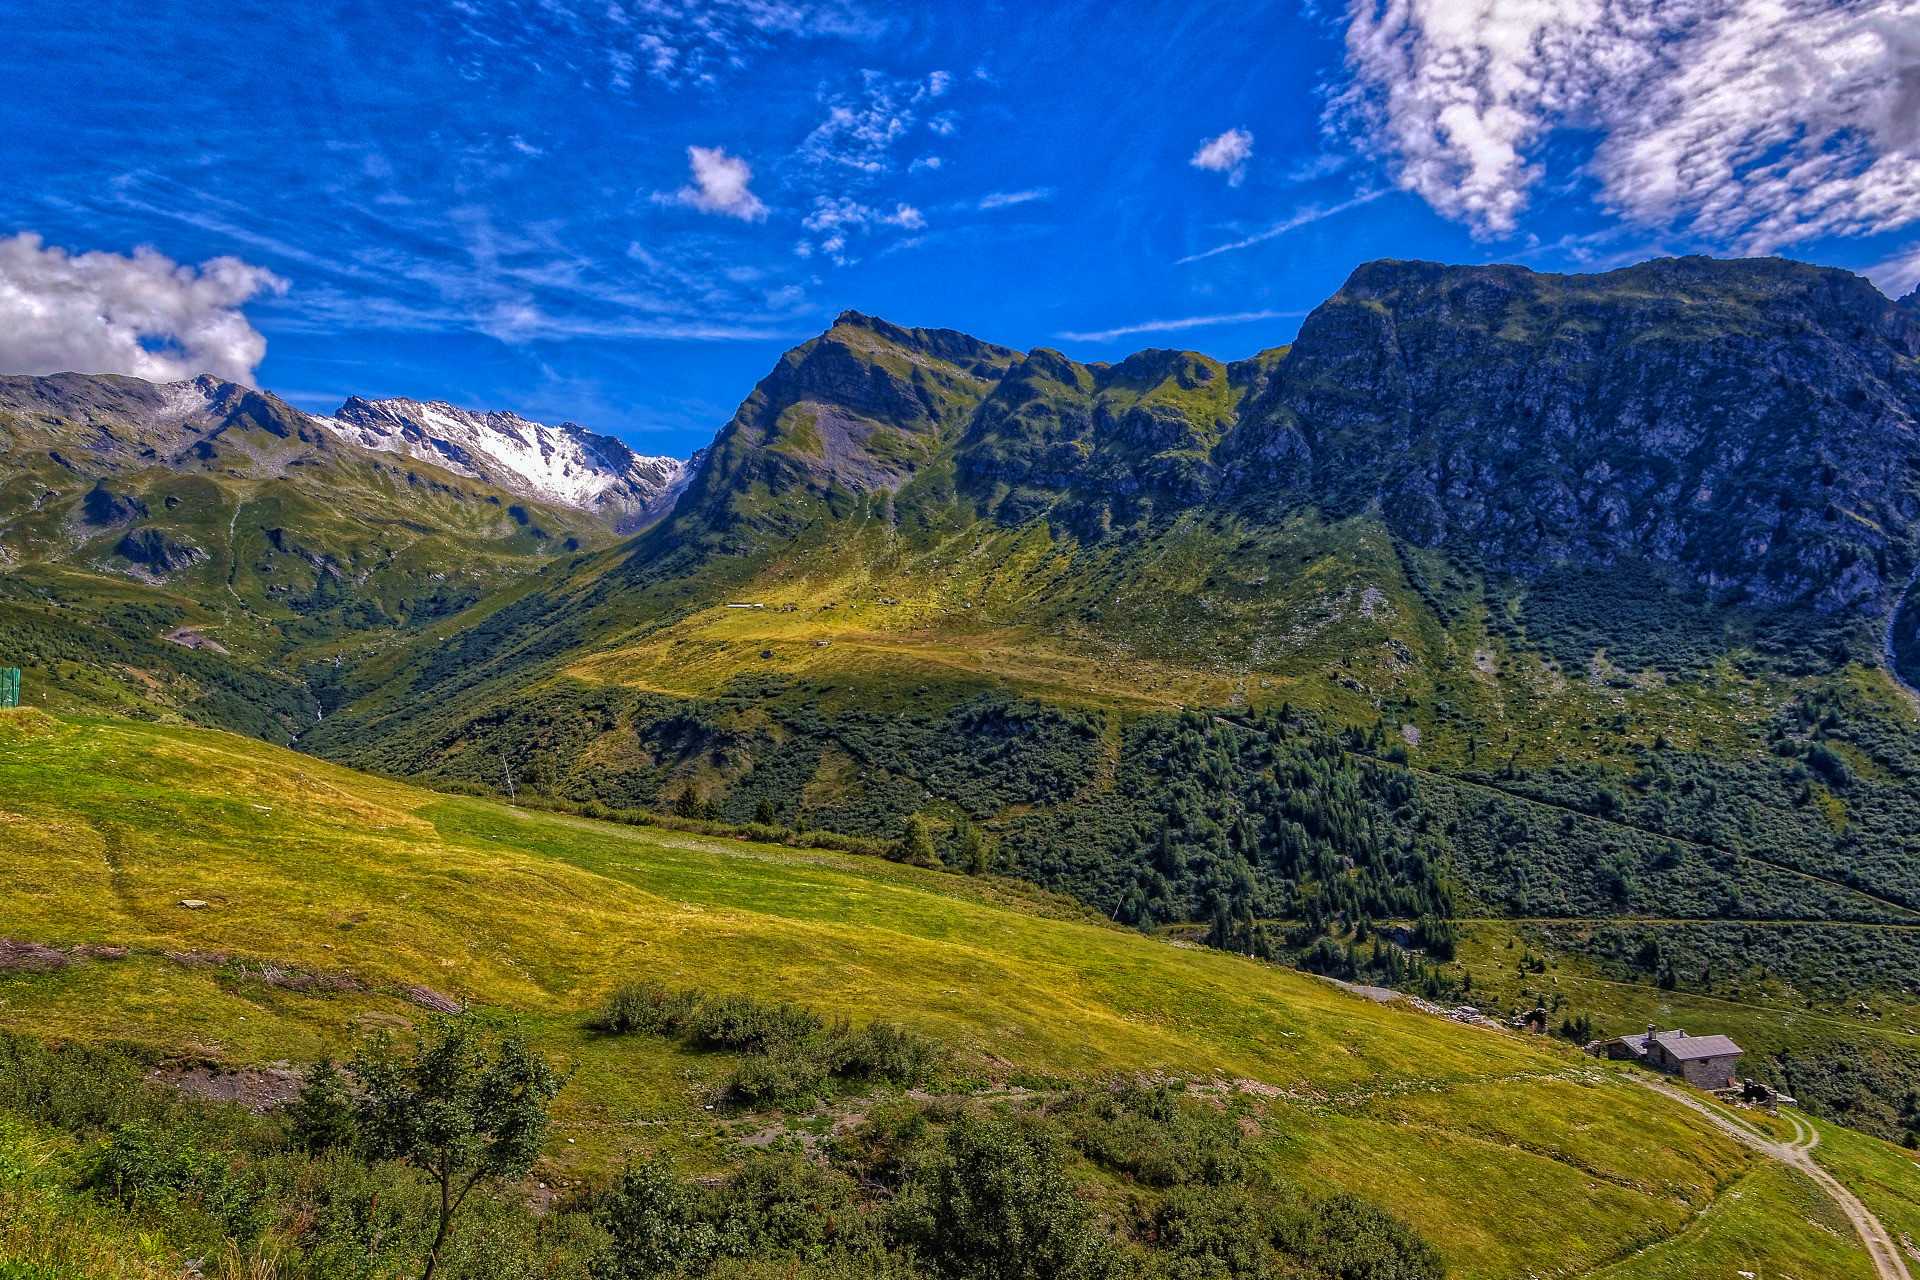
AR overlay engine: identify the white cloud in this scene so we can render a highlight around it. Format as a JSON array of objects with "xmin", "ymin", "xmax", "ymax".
[
  {"xmin": 449, "ymin": 0, "xmax": 886, "ymax": 91},
  {"xmin": 801, "ymin": 197, "xmax": 922, "ymax": 233},
  {"xmin": 978, "ymin": 188, "xmax": 1055, "ymax": 210},
  {"xmin": 1192, "ymin": 128, "xmax": 1255, "ymax": 185},
  {"xmin": 796, "ymin": 69, "xmax": 957, "ymax": 179},
  {"xmin": 1055, "ymin": 309, "xmax": 1302, "ymax": 344},
  {"xmin": 800, "ymin": 70, "xmax": 939, "ymax": 173},
  {"xmin": 1866, "ymin": 240, "xmax": 1920, "ymax": 297},
  {"xmin": 1338, "ymin": 0, "xmax": 1920, "ymax": 251},
  {"xmin": 0, "ymin": 232, "xmax": 286, "ymax": 385},
  {"xmin": 1176, "ymin": 191, "xmax": 1387, "ymax": 262},
  {"xmin": 662, "ymin": 145, "xmax": 769, "ymax": 220},
  {"xmin": 909, "ymin": 156, "xmax": 943, "ymax": 172},
  {"xmin": 794, "ymin": 197, "xmax": 921, "ymax": 264}
]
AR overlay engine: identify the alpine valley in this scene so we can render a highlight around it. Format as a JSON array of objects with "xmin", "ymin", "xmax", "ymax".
[{"xmin": 6, "ymin": 255, "xmax": 1920, "ymax": 1279}]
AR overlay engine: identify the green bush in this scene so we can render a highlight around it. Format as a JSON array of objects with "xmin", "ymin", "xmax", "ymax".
[
  {"xmin": 690, "ymin": 994, "xmax": 825, "ymax": 1054},
  {"xmin": 723, "ymin": 1048, "xmax": 832, "ymax": 1108},
  {"xmin": 819, "ymin": 1020, "xmax": 942, "ymax": 1085},
  {"xmin": 596, "ymin": 1158, "xmax": 722, "ymax": 1279},
  {"xmin": 286, "ymin": 1057, "xmax": 356, "ymax": 1154},
  {"xmin": 83, "ymin": 1122, "xmax": 271, "ymax": 1247},
  {"xmin": 1052, "ymin": 1084, "xmax": 1246, "ymax": 1189},
  {"xmin": 1275, "ymin": 1193, "xmax": 1446, "ymax": 1280},
  {"xmin": 906, "ymin": 1114, "xmax": 1114, "ymax": 1280},
  {"xmin": 589, "ymin": 982, "xmax": 701, "ymax": 1036}
]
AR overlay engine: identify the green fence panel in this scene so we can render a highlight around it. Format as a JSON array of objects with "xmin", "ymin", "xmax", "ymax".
[{"xmin": 0, "ymin": 668, "xmax": 18, "ymax": 709}]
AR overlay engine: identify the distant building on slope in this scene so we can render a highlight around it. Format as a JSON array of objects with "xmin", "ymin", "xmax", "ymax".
[{"xmin": 1589, "ymin": 1024, "xmax": 1744, "ymax": 1090}]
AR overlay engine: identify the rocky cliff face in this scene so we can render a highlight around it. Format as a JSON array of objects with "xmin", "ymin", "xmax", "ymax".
[
  {"xmin": 330, "ymin": 397, "xmax": 691, "ymax": 532},
  {"xmin": 670, "ymin": 311, "xmax": 1018, "ymax": 537},
  {"xmin": 1240, "ymin": 256, "xmax": 1920, "ymax": 616},
  {"xmin": 0, "ymin": 371, "xmax": 334, "ymax": 471},
  {"xmin": 672, "ymin": 258, "xmax": 1920, "ymax": 625}
]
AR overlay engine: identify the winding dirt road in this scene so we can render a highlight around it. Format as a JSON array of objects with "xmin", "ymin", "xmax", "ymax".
[{"xmin": 1636, "ymin": 1077, "xmax": 1913, "ymax": 1280}]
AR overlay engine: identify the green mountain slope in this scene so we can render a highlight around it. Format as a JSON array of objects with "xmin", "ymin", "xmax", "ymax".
[
  {"xmin": 0, "ymin": 373, "xmax": 610, "ymax": 741},
  {"xmin": 6, "ymin": 708, "xmax": 1918, "ymax": 1279},
  {"xmin": 285, "ymin": 258, "xmax": 1920, "ymax": 1141}
]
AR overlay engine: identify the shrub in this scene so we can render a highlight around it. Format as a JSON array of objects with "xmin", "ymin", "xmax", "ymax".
[
  {"xmin": 891, "ymin": 813, "xmax": 939, "ymax": 867},
  {"xmin": 1052, "ymin": 1083, "xmax": 1245, "ymax": 1189},
  {"xmin": 83, "ymin": 1122, "xmax": 271, "ymax": 1246},
  {"xmin": 723, "ymin": 1048, "xmax": 831, "ymax": 1108},
  {"xmin": 691, "ymin": 994, "xmax": 824, "ymax": 1054},
  {"xmin": 590, "ymin": 983, "xmax": 701, "ymax": 1036},
  {"xmin": 596, "ymin": 1159, "xmax": 722, "ymax": 1279},
  {"xmin": 908, "ymin": 1115, "xmax": 1113, "ymax": 1280},
  {"xmin": 1151, "ymin": 1185, "xmax": 1273, "ymax": 1279},
  {"xmin": 1276, "ymin": 1193, "xmax": 1445, "ymax": 1280},
  {"xmin": 819, "ymin": 1020, "xmax": 943, "ymax": 1085},
  {"xmin": 286, "ymin": 1057, "xmax": 357, "ymax": 1155}
]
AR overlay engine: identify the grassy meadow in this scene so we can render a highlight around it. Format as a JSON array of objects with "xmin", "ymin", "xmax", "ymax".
[{"xmin": 3, "ymin": 707, "xmax": 1918, "ymax": 1278}]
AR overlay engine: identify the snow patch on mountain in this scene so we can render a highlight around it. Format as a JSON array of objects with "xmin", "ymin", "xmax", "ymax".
[{"xmin": 329, "ymin": 397, "xmax": 694, "ymax": 531}]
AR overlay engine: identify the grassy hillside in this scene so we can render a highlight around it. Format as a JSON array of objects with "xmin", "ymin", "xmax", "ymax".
[
  {"xmin": 0, "ymin": 374, "xmax": 611, "ymax": 743},
  {"xmin": 6, "ymin": 708, "xmax": 1917, "ymax": 1278}
]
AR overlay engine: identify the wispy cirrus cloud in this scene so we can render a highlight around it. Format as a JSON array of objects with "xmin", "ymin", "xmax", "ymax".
[
  {"xmin": 1177, "ymin": 191, "xmax": 1387, "ymax": 263},
  {"xmin": 0, "ymin": 231, "xmax": 285, "ymax": 383},
  {"xmin": 978, "ymin": 188, "xmax": 1054, "ymax": 210},
  {"xmin": 792, "ymin": 68, "xmax": 951, "ymax": 263},
  {"xmin": 798, "ymin": 69, "xmax": 952, "ymax": 173},
  {"xmin": 1055, "ymin": 309, "xmax": 1301, "ymax": 344},
  {"xmin": 1336, "ymin": 0, "xmax": 1920, "ymax": 251},
  {"xmin": 447, "ymin": 0, "xmax": 887, "ymax": 91}
]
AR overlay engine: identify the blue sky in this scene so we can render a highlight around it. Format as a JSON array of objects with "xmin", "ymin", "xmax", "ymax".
[{"xmin": 5, "ymin": 0, "xmax": 1920, "ymax": 459}]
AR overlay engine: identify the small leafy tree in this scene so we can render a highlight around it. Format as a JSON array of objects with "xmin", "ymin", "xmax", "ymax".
[
  {"xmin": 956, "ymin": 818, "xmax": 989, "ymax": 875},
  {"xmin": 352, "ymin": 1013, "xmax": 563, "ymax": 1280},
  {"xmin": 286, "ymin": 1056, "xmax": 357, "ymax": 1154},
  {"xmin": 754, "ymin": 795, "xmax": 778, "ymax": 826},
  {"xmin": 894, "ymin": 813, "xmax": 937, "ymax": 866}
]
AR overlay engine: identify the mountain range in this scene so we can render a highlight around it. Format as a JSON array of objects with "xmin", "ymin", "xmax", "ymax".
[{"xmin": 6, "ymin": 253, "xmax": 1920, "ymax": 1140}]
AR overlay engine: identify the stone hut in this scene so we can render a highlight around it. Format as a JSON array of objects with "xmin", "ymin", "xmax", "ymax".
[{"xmin": 1589, "ymin": 1024, "xmax": 1744, "ymax": 1090}]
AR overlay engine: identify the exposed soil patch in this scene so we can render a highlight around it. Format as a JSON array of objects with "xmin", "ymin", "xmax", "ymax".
[
  {"xmin": 163, "ymin": 625, "xmax": 230, "ymax": 655},
  {"xmin": 0, "ymin": 939, "xmax": 131, "ymax": 972},
  {"xmin": 0, "ymin": 939, "xmax": 71, "ymax": 972},
  {"xmin": 153, "ymin": 1064, "xmax": 305, "ymax": 1113},
  {"xmin": 163, "ymin": 950, "xmax": 361, "ymax": 992}
]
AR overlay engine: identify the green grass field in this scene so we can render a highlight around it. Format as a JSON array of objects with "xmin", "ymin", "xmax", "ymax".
[{"xmin": 3, "ymin": 708, "xmax": 1917, "ymax": 1278}]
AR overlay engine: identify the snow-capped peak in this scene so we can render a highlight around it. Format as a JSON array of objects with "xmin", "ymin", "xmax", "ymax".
[{"xmin": 329, "ymin": 397, "xmax": 694, "ymax": 532}]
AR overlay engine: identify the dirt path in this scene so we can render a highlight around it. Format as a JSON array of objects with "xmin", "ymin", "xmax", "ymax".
[{"xmin": 1634, "ymin": 1077, "xmax": 1912, "ymax": 1280}]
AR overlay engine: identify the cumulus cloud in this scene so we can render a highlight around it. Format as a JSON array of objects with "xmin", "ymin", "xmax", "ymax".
[
  {"xmin": 662, "ymin": 145, "xmax": 769, "ymax": 220},
  {"xmin": 1191, "ymin": 128, "xmax": 1255, "ymax": 185},
  {"xmin": 1338, "ymin": 0, "xmax": 1920, "ymax": 250},
  {"xmin": 0, "ymin": 232, "xmax": 286, "ymax": 385}
]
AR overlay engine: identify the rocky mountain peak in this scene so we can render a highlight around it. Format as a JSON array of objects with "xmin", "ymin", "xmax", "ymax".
[{"xmin": 328, "ymin": 396, "xmax": 691, "ymax": 533}]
